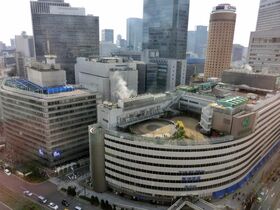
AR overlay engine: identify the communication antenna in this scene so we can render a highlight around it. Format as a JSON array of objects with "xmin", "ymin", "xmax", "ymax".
[{"xmin": 47, "ymin": 39, "xmax": 51, "ymax": 55}]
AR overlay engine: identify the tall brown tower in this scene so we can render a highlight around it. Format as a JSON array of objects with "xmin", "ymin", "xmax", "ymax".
[{"xmin": 204, "ymin": 4, "xmax": 236, "ymax": 79}]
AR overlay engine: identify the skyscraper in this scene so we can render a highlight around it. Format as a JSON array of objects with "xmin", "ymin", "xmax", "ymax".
[
  {"xmin": 102, "ymin": 29, "xmax": 114, "ymax": 43},
  {"xmin": 247, "ymin": 0, "xmax": 280, "ymax": 73},
  {"xmin": 142, "ymin": 0, "xmax": 189, "ymax": 59},
  {"xmin": 187, "ymin": 30, "xmax": 196, "ymax": 55},
  {"xmin": 126, "ymin": 18, "xmax": 143, "ymax": 51},
  {"xmin": 30, "ymin": 0, "xmax": 99, "ymax": 84},
  {"xmin": 187, "ymin": 26, "xmax": 208, "ymax": 58},
  {"xmin": 194, "ymin": 26, "xmax": 208, "ymax": 58},
  {"xmin": 15, "ymin": 31, "xmax": 35, "ymax": 58},
  {"xmin": 15, "ymin": 31, "xmax": 35, "ymax": 77},
  {"xmin": 204, "ymin": 4, "xmax": 236, "ymax": 79},
  {"xmin": 232, "ymin": 44, "xmax": 244, "ymax": 62}
]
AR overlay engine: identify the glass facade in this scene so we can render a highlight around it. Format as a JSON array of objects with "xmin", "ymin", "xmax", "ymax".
[
  {"xmin": 102, "ymin": 29, "xmax": 114, "ymax": 43},
  {"xmin": 143, "ymin": 0, "xmax": 189, "ymax": 59},
  {"xmin": 127, "ymin": 18, "xmax": 143, "ymax": 51},
  {"xmin": 31, "ymin": 0, "xmax": 99, "ymax": 84}
]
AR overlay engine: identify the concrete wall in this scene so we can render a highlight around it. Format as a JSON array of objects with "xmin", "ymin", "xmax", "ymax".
[
  {"xmin": 75, "ymin": 58, "xmax": 138, "ymax": 101},
  {"xmin": 89, "ymin": 125, "xmax": 107, "ymax": 192},
  {"xmin": 212, "ymin": 111, "xmax": 233, "ymax": 134},
  {"xmin": 27, "ymin": 68, "xmax": 66, "ymax": 87},
  {"xmin": 231, "ymin": 112, "xmax": 256, "ymax": 138},
  {"xmin": 222, "ymin": 71, "xmax": 279, "ymax": 90}
]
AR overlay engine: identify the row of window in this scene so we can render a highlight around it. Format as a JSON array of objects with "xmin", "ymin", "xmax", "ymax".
[
  {"xmin": 49, "ymin": 111, "xmax": 96, "ymax": 123},
  {"xmin": 105, "ymin": 148, "xmax": 261, "ymax": 183},
  {"xmin": 0, "ymin": 93, "xmax": 43, "ymax": 106},
  {"xmin": 105, "ymin": 139, "xmax": 279, "ymax": 192},
  {"xmin": 105, "ymin": 126, "xmax": 279, "ymax": 169},
  {"xmin": 48, "ymin": 100, "xmax": 96, "ymax": 112},
  {"xmin": 47, "ymin": 95, "xmax": 96, "ymax": 106},
  {"xmin": 104, "ymin": 140, "xmax": 263, "ymax": 175},
  {"xmin": 48, "ymin": 105, "xmax": 96, "ymax": 118}
]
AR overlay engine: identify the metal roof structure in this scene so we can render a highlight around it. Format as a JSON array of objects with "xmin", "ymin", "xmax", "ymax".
[
  {"xmin": 217, "ymin": 96, "xmax": 248, "ymax": 108},
  {"xmin": 4, "ymin": 78, "xmax": 74, "ymax": 95}
]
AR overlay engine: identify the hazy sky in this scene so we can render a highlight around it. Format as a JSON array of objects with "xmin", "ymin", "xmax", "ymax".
[{"xmin": 0, "ymin": 0, "xmax": 260, "ymax": 47}]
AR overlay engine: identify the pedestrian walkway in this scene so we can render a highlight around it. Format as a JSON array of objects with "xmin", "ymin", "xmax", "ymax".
[
  {"xmin": 213, "ymin": 149, "xmax": 280, "ymax": 209},
  {"xmin": 50, "ymin": 177, "xmax": 166, "ymax": 210}
]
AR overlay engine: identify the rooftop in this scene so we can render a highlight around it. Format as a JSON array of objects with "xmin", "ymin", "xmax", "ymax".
[
  {"xmin": 128, "ymin": 115, "xmax": 206, "ymax": 141},
  {"xmin": 1, "ymin": 78, "xmax": 95, "ymax": 99},
  {"xmin": 217, "ymin": 96, "xmax": 248, "ymax": 108},
  {"xmin": 212, "ymin": 4, "xmax": 236, "ymax": 13},
  {"xmin": 4, "ymin": 78, "xmax": 74, "ymax": 94}
]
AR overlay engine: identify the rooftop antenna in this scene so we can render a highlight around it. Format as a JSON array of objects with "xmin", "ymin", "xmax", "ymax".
[{"xmin": 45, "ymin": 37, "xmax": 57, "ymax": 65}]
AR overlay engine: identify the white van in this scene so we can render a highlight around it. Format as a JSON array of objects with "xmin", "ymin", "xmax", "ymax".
[
  {"xmin": 4, "ymin": 169, "xmax": 11, "ymax": 176},
  {"xmin": 38, "ymin": 195, "xmax": 48, "ymax": 204},
  {"xmin": 75, "ymin": 206, "xmax": 82, "ymax": 210}
]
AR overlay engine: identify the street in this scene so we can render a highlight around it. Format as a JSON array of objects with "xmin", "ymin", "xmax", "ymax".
[
  {"xmin": 0, "ymin": 201, "xmax": 12, "ymax": 210},
  {"xmin": 0, "ymin": 171, "xmax": 101, "ymax": 210},
  {"xmin": 213, "ymin": 148, "xmax": 280, "ymax": 210}
]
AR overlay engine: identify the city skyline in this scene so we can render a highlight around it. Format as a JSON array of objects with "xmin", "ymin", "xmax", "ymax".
[{"xmin": 0, "ymin": 0, "xmax": 259, "ymax": 46}]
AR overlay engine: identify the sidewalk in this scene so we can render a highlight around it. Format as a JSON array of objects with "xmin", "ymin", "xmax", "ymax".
[
  {"xmin": 49, "ymin": 177, "xmax": 167, "ymax": 210},
  {"xmin": 213, "ymin": 149, "xmax": 280, "ymax": 209}
]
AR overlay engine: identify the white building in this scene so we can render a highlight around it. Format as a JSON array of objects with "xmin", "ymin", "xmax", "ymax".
[
  {"xmin": 75, "ymin": 57, "xmax": 138, "ymax": 102},
  {"xmin": 89, "ymin": 75, "xmax": 280, "ymax": 203},
  {"xmin": 248, "ymin": 0, "xmax": 280, "ymax": 73},
  {"xmin": 15, "ymin": 31, "xmax": 35, "ymax": 78},
  {"xmin": 15, "ymin": 31, "xmax": 35, "ymax": 58}
]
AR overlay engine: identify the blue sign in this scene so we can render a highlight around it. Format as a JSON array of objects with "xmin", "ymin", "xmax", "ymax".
[{"xmin": 53, "ymin": 150, "xmax": 61, "ymax": 158}]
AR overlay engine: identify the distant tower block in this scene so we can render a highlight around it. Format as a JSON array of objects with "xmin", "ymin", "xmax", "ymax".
[{"xmin": 204, "ymin": 4, "xmax": 236, "ymax": 79}]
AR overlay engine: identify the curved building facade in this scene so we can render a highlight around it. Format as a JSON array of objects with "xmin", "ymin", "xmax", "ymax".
[{"xmin": 89, "ymin": 91, "xmax": 280, "ymax": 202}]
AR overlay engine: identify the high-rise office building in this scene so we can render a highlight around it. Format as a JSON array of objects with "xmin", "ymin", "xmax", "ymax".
[
  {"xmin": 127, "ymin": 18, "xmax": 143, "ymax": 51},
  {"xmin": 187, "ymin": 26, "xmax": 208, "ymax": 59},
  {"xmin": 194, "ymin": 26, "xmax": 208, "ymax": 58},
  {"xmin": 143, "ymin": 0, "xmax": 189, "ymax": 59},
  {"xmin": 247, "ymin": 0, "xmax": 280, "ymax": 73},
  {"xmin": 0, "ymin": 56, "xmax": 97, "ymax": 167},
  {"xmin": 116, "ymin": 35, "xmax": 127, "ymax": 49},
  {"xmin": 10, "ymin": 39, "xmax": 16, "ymax": 49},
  {"xmin": 256, "ymin": 0, "xmax": 280, "ymax": 31},
  {"xmin": 0, "ymin": 42, "xmax": 6, "ymax": 52},
  {"xmin": 232, "ymin": 44, "xmax": 244, "ymax": 62},
  {"xmin": 15, "ymin": 31, "xmax": 35, "ymax": 58},
  {"xmin": 137, "ymin": 63, "xmax": 158, "ymax": 94},
  {"xmin": 204, "ymin": 4, "xmax": 236, "ymax": 79},
  {"xmin": 187, "ymin": 31, "xmax": 196, "ymax": 55},
  {"xmin": 30, "ymin": 0, "xmax": 99, "ymax": 84},
  {"xmin": 102, "ymin": 29, "xmax": 114, "ymax": 43},
  {"xmin": 15, "ymin": 31, "xmax": 35, "ymax": 77}
]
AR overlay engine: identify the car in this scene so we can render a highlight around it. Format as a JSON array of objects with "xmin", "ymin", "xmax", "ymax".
[
  {"xmin": 260, "ymin": 191, "xmax": 265, "ymax": 196},
  {"xmin": 61, "ymin": 199, "xmax": 70, "ymax": 207},
  {"xmin": 74, "ymin": 206, "xmax": 82, "ymax": 210},
  {"xmin": 38, "ymin": 195, "xmax": 48, "ymax": 204},
  {"xmin": 4, "ymin": 169, "xmax": 11, "ymax": 176},
  {"xmin": 48, "ymin": 202, "xmax": 58, "ymax": 210},
  {"xmin": 23, "ymin": 190, "xmax": 33, "ymax": 197},
  {"xmin": 271, "ymin": 193, "xmax": 275, "ymax": 198}
]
